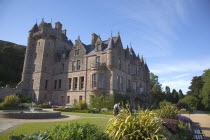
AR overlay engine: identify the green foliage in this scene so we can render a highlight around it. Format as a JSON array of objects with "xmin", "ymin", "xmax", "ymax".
[
  {"xmin": 201, "ymin": 69, "xmax": 210, "ymax": 110},
  {"xmin": 187, "ymin": 76, "xmax": 204, "ymax": 98},
  {"xmin": 89, "ymin": 93, "xmax": 114, "ymax": 110},
  {"xmin": 113, "ymin": 91, "xmax": 130, "ymax": 106},
  {"xmin": 0, "ymin": 40, "xmax": 26, "ymax": 86},
  {"xmin": 106, "ymin": 109, "xmax": 169, "ymax": 140},
  {"xmin": 16, "ymin": 93, "xmax": 32, "ymax": 103},
  {"xmin": 176, "ymin": 102, "xmax": 191, "ymax": 111},
  {"xmin": 77, "ymin": 100, "xmax": 88, "ymax": 110},
  {"xmin": 179, "ymin": 95, "xmax": 199, "ymax": 110},
  {"xmin": 53, "ymin": 107, "xmax": 89, "ymax": 113},
  {"xmin": 3, "ymin": 95, "xmax": 20, "ymax": 106},
  {"xmin": 158, "ymin": 105, "xmax": 180, "ymax": 119},
  {"xmin": 10, "ymin": 123, "xmax": 109, "ymax": 140},
  {"xmin": 176, "ymin": 121, "xmax": 192, "ymax": 140},
  {"xmin": 150, "ymin": 72, "xmax": 164, "ymax": 105},
  {"xmin": 159, "ymin": 100, "xmax": 172, "ymax": 108}
]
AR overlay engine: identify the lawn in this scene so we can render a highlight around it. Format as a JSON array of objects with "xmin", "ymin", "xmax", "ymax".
[
  {"xmin": 61, "ymin": 112, "xmax": 113, "ymax": 117},
  {"xmin": 0, "ymin": 118, "xmax": 110, "ymax": 140}
]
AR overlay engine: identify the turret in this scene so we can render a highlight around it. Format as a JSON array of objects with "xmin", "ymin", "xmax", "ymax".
[
  {"xmin": 107, "ymin": 37, "xmax": 116, "ymax": 71},
  {"xmin": 91, "ymin": 33, "xmax": 98, "ymax": 45},
  {"xmin": 55, "ymin": 22, "xmax": 62, "ymax": 30}
]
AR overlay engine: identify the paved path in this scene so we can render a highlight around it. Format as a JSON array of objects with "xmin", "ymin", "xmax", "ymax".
[{"xmin": 183, "ymin": 111, "xmax": 210, "ymax": 140}]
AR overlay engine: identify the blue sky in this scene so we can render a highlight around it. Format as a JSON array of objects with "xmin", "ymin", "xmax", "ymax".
[{"xmin": 1, "ymin": 0, "xmax": 210, "ymax": 94}]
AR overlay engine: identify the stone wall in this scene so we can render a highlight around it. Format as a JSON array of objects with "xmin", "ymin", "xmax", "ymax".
[{"xmin": 0, "ymin": 84, "xmax": 21, "ymax": 100}]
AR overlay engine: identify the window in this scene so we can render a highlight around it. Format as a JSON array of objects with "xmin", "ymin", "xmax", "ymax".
[
  {"xmin": 120, "ymin": 77, "xmax": 123, "ymax": 91},
  {"xmin": 45, "ymin": 80, "xmax": 48, "ymax": 89},
  {"xmin": 62, "ymin": 63, "xmax": 65, "ymax": 71},
  {"xmin": 118, "ymin": 59, "xmax": 121, "ymax": 69},
  {"xmin": 75, "ymin": 49, "xmax": 80, "ymax": 56},
  {"xmin": 133, "ymin": 81, "xmax": 137, "ymax": 93},
  {"xmin": 68, "ymin": 78, "xmax": 72, "ymax": 90},
  {"xmin": 132, "ymin": 65, "xmax": 137, "ymax": 75},
  {"xmin": 77, "ymin": 60, "xmax": 81, "ymax": 70},
  {"xmin": 59, "ymin": 79, "xmax": 62, "ymax": 89},
  {"xmin": 79, "ymin": 77, "xmax": 84, "ymax": 90},
  {"xmin": 54, "ymin": 80, "xmax": 57, "ymax": 89},
  {"xmin": 128, "ymin": 64, "xmax": 130, "ymax": 74},
  {"xmin": 140, "ymin": 88, "xmax": 144, "ymax": 94},
  {"xmin": 92, "ymin": 74, "xmax": 97, "ymax": 88},
  {"xmin": 96, "ymin": 56, "xmax": 100, "ymax": 65},
  {"xmin": 31, "ymin": 79, "xmax": 34, "ymax": 89},
  {"xmin": 72, "ymin": 61, "xmax": 76, "ymax": 71},
  {"xmin": 67, "ymin": 96, "xmax": 70, "ymax": 103},
  {"xmin": 73, "ymin": 77, "xmax": 78, "ymax": 90},
  {"xmin": 34, "ymin": 53, "xmax": 37, "ymax": 59},
  {"xmin": 38, "ymin": 42, "xmax": 40, "ymax": 46},
  {"xmin": 62, "ymin": 53, "xmax": 65, "ymax": 59},
  {"xmin": 44, "ymin": 94, "xmax": 47, "ymax": 100},
  {"xmin": 128, "ymin": 80, "xmax": 131, "ymax": 89},
  {"xmin": 117, "ymin": 75, "xmax": 120, "ymax": 90},
  {"xmin": 79, "ymin": 96, "xmax": 83, "ymax": 101},
  {"xmin": 98, "ymin": 74, "xmax": 104, "ymax": 88}
]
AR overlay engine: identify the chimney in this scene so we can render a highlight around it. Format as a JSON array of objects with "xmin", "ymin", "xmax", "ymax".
[
  {"xmin": 55, "ymin": 22, "xmax": 62, "ymax": 30},
  {"xmin": 62, "ymin": 29, "xmax": 67, "ymax": 35},
  {"xmin": 91, "ymin": 33, "xmax": 98, "ymax": 45}
]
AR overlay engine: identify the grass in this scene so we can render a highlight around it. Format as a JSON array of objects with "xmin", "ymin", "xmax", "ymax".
[
  {"xmin": 62, "ymin": 112, "xmax": 112, "ymax": 117},
  {"xmin": 0, "ymin": 118, "xmax": 110, "ymax": 140}
]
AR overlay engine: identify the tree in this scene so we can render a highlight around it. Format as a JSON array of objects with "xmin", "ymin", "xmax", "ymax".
[
  {"xmin": 179, "ymin": 95, "xmax": 199, "ymax": 110},
  {"xmin": 165, "ymin": 86, "xmax": 172, "ymax": 102},
  {"xmin": 150, "ymin": 72, "xmax": 163, "ymax": 105},
  {"xmin": 201, "ymin": 69, "xmax": 210, "ymax": 110},
  {"xmin": 172, "ymin": 89, "xmax": 179, "ymax": 103},
  {"xmin": 187, "ymin": 76, "xmax": 203, "ymax": 98},
  {"xmin": 178, "ymin": 89, "xmax": 184, "ymax": 99}
]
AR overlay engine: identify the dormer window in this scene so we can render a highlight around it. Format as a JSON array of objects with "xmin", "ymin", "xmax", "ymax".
[
  {"xmin": 96, "ymin": 56, "xmax": 100, "ymax": 65},
  {"xmin": 75, "ymin": 49, "xmax": 80, "ymax": 56}
]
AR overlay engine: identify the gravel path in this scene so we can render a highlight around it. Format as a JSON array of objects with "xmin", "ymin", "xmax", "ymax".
[{"xmin": 184, "ymin": 111, "xmax": 210, "ymax": 140}]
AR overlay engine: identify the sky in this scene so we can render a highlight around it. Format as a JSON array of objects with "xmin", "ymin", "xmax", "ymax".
[{"xmin": 0, "ymin": 0, "xmax": 210, "ymax": 94}]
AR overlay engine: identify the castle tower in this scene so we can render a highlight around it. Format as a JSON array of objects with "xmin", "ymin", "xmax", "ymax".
[{"xmin": 21, "ymin": 19, "xmax": 72, "ymax": 103}]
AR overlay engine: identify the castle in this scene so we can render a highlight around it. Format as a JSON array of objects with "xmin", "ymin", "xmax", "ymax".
[{"xmin": 20, "ymin": 19, "xmax": 150, "ymax": 107}]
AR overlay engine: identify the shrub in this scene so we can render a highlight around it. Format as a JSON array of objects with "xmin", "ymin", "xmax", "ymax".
[
  {"xmin": 16, "ymin": 93, "xmax": 32, "ymax": 103},
  {"xmin": 177, "ymin": 120, "xmax": 192, "ymax": 140},
  {"xmin": 178, "ymin": 95, "xmax": 199, "ymax": 110},
  {"xmin": 162, "ymin": 119, "xmax": 179, "ymax": 133},
  {"xmin": 176, "ymin": 102, "xmax": 191, "ymax": 111},
  {"xmin": 159, "ymin": 100, "xmax": 172, "ymax": 108},
  {"xmin": 37, "ymin": 102, "xmax": 51, "ymax": 108},
  {"xmin": 3, "ymin": 95, "xmax": 20, "ymax": 107},
  {"xmin": 178, "ymin": 115, "xmax": 192, "ymax": 123},
  {"xmin": 106, "ymin": 109, "xmax": 169, "ymax": 140},
  {"xmin": 10, "ymin": 123, "xmax": 109, "ymax": 140},
  {"xmin": 77, "ymin": 101, "xmax": 88, "ymax": 110},
  {"xmin": 158, "ymin": 105, "xmax": 180, "ymax": 119}
]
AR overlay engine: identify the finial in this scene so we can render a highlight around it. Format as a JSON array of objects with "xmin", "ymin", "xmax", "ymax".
[
  {"xmin": 130, "ymin": 42, "xmax": 132, "ymax": 47},
  {"xmin": 36, "ymin": 19, "xmax": 38, "ymax": 24},
  {"xmin": 51, "ymin": 18, "xmax": 52, "ymax": 24},
  {"xmin": 42, "ymin": 18, "xmax": 44, "ymax": 22},
  {"xmin": 78, "ymin": 35, "xmax": 80, "ymax": 40},
  {"xmin": 118, "ymin": 32, "xmax": 120, "ymax": 36},
  {"xmin": 111, "ymin": 30, "xmax": 112, "ymax": 37}
]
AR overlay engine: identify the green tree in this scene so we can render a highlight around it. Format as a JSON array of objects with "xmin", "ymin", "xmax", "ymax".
[
  {"xmin": 201, "ymin": 69, "xmax": 210, "ymax": 110},
  {"xmin": 179, "ymin": 95, "xmax": 199, "ymax": 110},
  {"xmin": 150, "ymin": 72, "xmax": 163, "ymax": 105},
  {"xmin": 165, "ymin": 86, "xmax": 172, "ymax": 102},
  {"xmin": 187, "ymin": 76, "xmax": 203, "ymax": 98},
  {"xmin": 178, "ymin": 89, "xmax": 184, "ymax": 99},
  {"xmin": 172, "ymin": 89, "xmax": 179, "ymax": 103}
]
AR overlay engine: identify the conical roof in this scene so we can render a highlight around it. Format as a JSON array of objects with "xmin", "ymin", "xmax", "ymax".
[
  {"xmin": 107, "ymin": 37, "xmax": 115, "ymax": 49},
  {"xmin": 30, "ymin": 23, "xmax": 39, "ymax": 32}
]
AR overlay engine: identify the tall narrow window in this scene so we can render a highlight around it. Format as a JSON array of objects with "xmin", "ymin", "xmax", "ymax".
[
  {"xmin": 73, "ymin": 77, "xmax": 78, "ymax": 90},
  {"xmin": 120, "ymin": 77, "xmax": 123, "ymax": 91},
  {"xmin": 77, "ymin": 60, "xmax": 81, "ymax": 70},
  {"xmin": 79, "ymin": 96, "xmax": 83, "ymax": 101},
  {"xmin": 54, "ymin": 80, "xmax": 57, "ymax": 89},
  {"xmin": 133, "ymin": 81, "xmax": 137, "ymax": 93},
  {"xmin": 59, "ymin": 79, "xmax": 62, "ymax": 89},
  {"xmin": 118, "ymin": 59, "xmax": 121, "ymax": 69},
  {"xmin": 75, "ymin": 49, "xmax": 80, "ymax": 56},
  {"xmin": 128, "ymin": 64, "xmax": 130, "ymax": 74},
  {"xmin": 96, "ymin": 56, "xmax": 100, "ymax": 65},
  {"xmin": 98, "ymin": 73, "xmax": 104, "ymax": 88},
  {"xmin": 67, "ymin": 96, "xmax": 70, "ymax": 103},
  {"xmin": 92, "ymin": 74, "xmax": 97, "ymax": 88},
  {"xmin": 79, "ymin": 77, "xmax": 84, "ymax": 90},
  {"xmin": 68, "ymin": 78, "xmax": 72, "ymax": 90},
  {"xmin": 62, "ymin": 63, "xmax": 65, "ymax": 71},
  {"xmin": 128, "ymin": 79, "xmax": 131, "ymax": 89},
  {"xmin": 45, "ymin": 80, "xmax": 48, "ymax": 89},
  {"xmin": 72, "ymin": 61, "xmax": 76, "ymax": 71},
  {"xmin": 117, "ymin": 75, "xmax": 120, "ymax": 90}
]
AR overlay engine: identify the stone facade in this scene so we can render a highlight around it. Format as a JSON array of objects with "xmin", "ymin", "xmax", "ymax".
[{"xmin": 20, "ymin": 19, "xmax": 150, "ymax": 107}]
